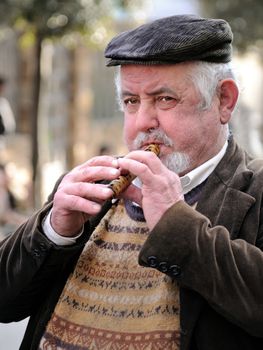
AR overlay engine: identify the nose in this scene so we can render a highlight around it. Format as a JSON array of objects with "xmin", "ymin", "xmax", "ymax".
[{"xmin": 135, "ymin": 102, "xmax": 159, "ymax": 132}]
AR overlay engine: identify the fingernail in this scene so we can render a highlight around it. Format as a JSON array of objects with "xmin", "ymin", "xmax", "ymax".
[
  {"xmin": 102, "ymin": 188, "xmax": 112, "ymax": 195},
  {"xmin": 112, "ymin": 159, "xmax": 119, "ymax": 167},
  {"xmin": 110, "ymin": 168, "xmax": 119, "ymax": 175},
  {"xmin": 93, "ymin": 203, "xmax": 101, "ymax": 211}
]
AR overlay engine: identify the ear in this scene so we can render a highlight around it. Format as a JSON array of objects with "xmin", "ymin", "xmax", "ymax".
[{"xmin": 218, "ymin": 79, "xmax": 239, "ymax": 124}]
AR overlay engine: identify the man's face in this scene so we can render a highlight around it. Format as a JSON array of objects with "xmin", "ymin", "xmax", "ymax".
[{"xmin": 120, "ymin": 63, "xmax": 224, "ymax": 175}]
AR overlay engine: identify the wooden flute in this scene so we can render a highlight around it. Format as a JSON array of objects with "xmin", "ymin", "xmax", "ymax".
[{"xmin": 108, "ymin": 143, "xmax": 160, "ymax": 198}]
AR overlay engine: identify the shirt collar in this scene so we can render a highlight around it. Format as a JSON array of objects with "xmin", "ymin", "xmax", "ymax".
[{"xmin": 180, "ymin": 141, "xmax": 228, "ymax": 195}]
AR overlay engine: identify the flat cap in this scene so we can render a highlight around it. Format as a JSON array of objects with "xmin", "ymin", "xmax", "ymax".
[{"xmin": 105, "ymin": 14, "xmax": 233, "ymax": 66}]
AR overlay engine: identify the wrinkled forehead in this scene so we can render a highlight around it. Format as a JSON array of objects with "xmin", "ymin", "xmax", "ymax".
[{"xmin": 118, "ymin": 63, "xmax": 196, "ymax": 90}]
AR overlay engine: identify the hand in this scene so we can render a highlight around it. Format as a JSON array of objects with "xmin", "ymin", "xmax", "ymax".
[
  {"xmin": 51, "ymin": 156, "xmax": 120, "ymax": 237},
  {"xmin": 117, "ymin": 150, "xmax": 184, "ymax": 230}
]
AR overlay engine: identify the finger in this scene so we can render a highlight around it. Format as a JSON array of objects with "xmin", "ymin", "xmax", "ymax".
[
  {"xmin": 73, "ymin": 155, "xmax": 117, "ymax": 168},
  {"xmin": 53, "ymin": 183, "xmax": 114, "ymax": 218},
  {"xmin": 80, "ymin": 155, "xmax": 119, "ymax": 168},
  {"xmin": 57, "ymin": 194, "xmax": 103, "ymax": 215},
  {"xmin": 123, "ymin": 150, "xmax": 162, "ymax": 174},
  {"xmin": 56, "ymin": 182, "xmax": 114, "ymax": 202},
  {"xmin": 64, "ymin": 163, "xmax": 120, "ymax": 184},
  {"xmin": 117, "ymin": 157, "xmax": 154, "ymax": 185}
]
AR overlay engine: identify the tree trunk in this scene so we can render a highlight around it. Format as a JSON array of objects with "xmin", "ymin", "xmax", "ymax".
[{"xmin": 31, "ymin": 32, "xmax": 42, "ymax": 208}]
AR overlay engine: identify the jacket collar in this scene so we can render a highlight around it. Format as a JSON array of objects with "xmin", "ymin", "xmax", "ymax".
[{"xmin": 196, "ymin": 136, "xmax": 256, "ymax": 239}]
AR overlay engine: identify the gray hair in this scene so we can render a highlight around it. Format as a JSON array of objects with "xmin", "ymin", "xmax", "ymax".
[
  {"xmin": 114, "ymin": 61, "xmax": 238, "ymax": 111},
  {"xmin": 188, "ymin": 61, "xmax": 238, "ymax": 110},
  {"xmin": 114, "ymin": 68, "xmax": 123, "ymax": 111}
]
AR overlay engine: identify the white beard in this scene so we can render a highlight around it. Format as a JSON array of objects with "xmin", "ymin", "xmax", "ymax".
[{"xmin": 162, "ymin": 152, "xmax": 191, "ymax": 175}]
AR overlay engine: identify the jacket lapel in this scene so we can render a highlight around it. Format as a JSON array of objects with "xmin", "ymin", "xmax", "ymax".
[
  {"xmin": 197, "ymin": 175, "xmax": 255, "ymax": 240},
  {"xmin": 196, "ymin": 139, "xmax": 255, "ymax": 239}
]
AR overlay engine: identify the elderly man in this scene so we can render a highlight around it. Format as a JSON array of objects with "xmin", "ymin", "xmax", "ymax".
[{"xmin": 0, "ymin": 15, "xmax": 263, "ymax": 350}]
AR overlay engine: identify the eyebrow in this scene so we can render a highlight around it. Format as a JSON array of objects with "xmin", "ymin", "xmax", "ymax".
[{"xmin": 121, "ymin": 86, "xmax": 178, "ymax": 98}]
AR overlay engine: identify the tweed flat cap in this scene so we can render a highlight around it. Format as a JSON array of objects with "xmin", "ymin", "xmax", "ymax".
[{"xmin": 105, "ymin": 14, "xmax": 233, "ymax": 66}]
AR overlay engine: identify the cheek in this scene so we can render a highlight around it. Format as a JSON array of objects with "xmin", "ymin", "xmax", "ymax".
[
  {"xmin": 123, "ymin": 117, "xmax": 135, "ymax": 145},
  {"xmin": 161, "ymin": 116, "xmax": 191, "ymax": 142},
  {"xmin": 163, "ymin": 117, "xmax": 203, "ymax": 153}
]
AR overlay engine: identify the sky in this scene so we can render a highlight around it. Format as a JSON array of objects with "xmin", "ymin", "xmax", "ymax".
[{"xmin": 147, "ymin": 0, "xmax": 200, "ymax": 19}]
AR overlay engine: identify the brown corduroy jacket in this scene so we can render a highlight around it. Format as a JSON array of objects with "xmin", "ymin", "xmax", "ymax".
[{"xmin": 0, "ymin": 137, "xmax": 263, "ymax": 350}]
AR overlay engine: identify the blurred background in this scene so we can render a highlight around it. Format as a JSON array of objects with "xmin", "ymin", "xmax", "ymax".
[{"xmin": 0, "ymin": 0, "xmax": 263, "ymax": 348}]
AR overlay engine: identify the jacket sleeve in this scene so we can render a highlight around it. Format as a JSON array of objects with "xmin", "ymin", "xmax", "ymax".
[
  {"xmin": 0, "ymin": 203, "xmax": 88, "ymax": 322},
  {"xmin": 138, "ymin": 200, "xmax": 263, "ymax": 338}
]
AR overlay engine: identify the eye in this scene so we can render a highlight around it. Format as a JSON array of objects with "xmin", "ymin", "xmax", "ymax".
[
  {"xmin": 124, "ymin": 97, "xmax": 138, "ymax": 105},
  {"xmin": 156, "ymin": 96, "xmax": 177, "ymax": 109},
  {"xmin": 123, "ymin": 97, "xmax": 140, "ymax": 112}
]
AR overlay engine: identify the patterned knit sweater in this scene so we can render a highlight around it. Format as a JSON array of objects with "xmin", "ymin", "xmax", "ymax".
[{"xmin": 39, "ymin": 199, "xmax": 180, "ymax": 350}]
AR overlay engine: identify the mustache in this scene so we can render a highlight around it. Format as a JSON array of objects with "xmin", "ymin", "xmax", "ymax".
[
  {"xmin": 132, "ymin": 130, "xmax": 174, "ymax": 149},
  {"xmin": 132, "ymin": 129, "xmax": 191, "ymax": 174}
]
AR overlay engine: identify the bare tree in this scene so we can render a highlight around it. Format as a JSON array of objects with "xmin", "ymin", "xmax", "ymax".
[{"xmin": 0, "ymin": 0, "xmax": 142, "ymax": 205}]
